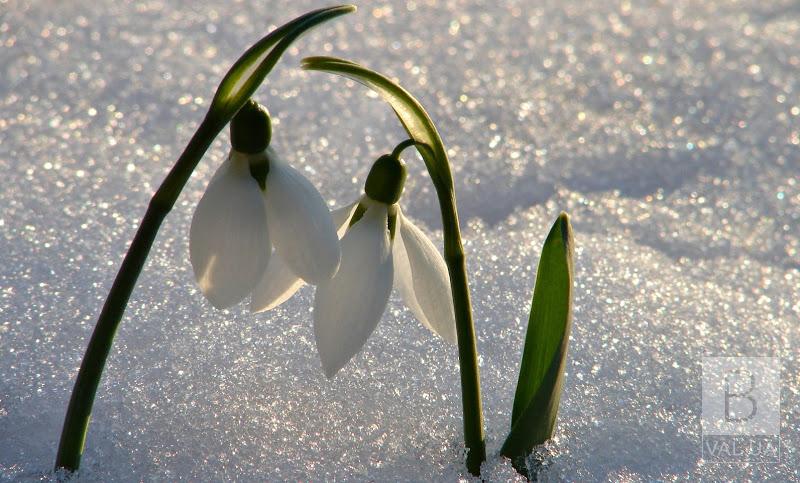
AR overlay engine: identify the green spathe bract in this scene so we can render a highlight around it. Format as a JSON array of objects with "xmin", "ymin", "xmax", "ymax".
[
  {"xmin": 302, "ymin": 57, "xmax": 453, "ymax": 192},
  {"xmin": 501, "ymin": 213, "xmax": 575, "ymax": 477},
  {"xmin": 211, "ymin": 6, "xmax": 356, "ymax": 122},
  {"xmin": 54, "ymin": 6, "xmax": 355, "ymax": 473},
  {"xmin": 302, "ymin": 56, "xmax": 486, "ymax": 475}
]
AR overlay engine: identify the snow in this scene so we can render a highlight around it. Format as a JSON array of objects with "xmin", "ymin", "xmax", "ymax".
[{"xmin": 1, "ymin": 0, "xmax": 798, "ymax": 480}]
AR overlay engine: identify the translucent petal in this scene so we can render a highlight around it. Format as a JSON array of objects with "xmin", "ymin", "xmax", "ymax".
[
  {"xmin": 332, "ymin": 201, "xmax": 359, "ymax": 237},
  {"xmin": 249, "ymin": 201, "xmax": 362, "ymax": 313},
  {"xmin": 313, "ymin": 202, "xmax": 393, "ymax": 378},
  {"xmin": 393, "ymin": 211, "xmax": 457, "ymax": 343},
  {"xmin": 209, "ymin": 150, "xmax": 251, "ymax": 184},
  {"xmin": 263, "ymin": 148, "xmax": 341, "ymax": 283},
  {"xmin": 190, "ymin": 155, "xmax": 270, "ymax": 309},
  {"xmin": 249, "ymin": 252, "xmax": 304, "ymax": 313}
]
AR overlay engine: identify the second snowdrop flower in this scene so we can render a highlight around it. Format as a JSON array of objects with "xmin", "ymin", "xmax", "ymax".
[
  {"xmin": 314, "ymin": 151, "xmax": 458, "ymax": 378},
  {"xmin": 190, "ymin": 100, "xmax": 341, "ymax": 309}
]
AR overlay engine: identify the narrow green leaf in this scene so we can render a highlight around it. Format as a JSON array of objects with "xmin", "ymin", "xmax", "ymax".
[
  {"xmin": 301, "ymin": 56, "xmax": 453, "ymax": 192},
  {"xmin": 210, "ymin": 5, "xmax": 356, "ymax": 122},
  {"xmin": 501, "ymin": 213, "xmax": 575, "ymax": 468}
]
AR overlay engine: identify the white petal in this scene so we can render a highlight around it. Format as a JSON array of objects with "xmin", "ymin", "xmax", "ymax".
[
  {"xmin": 209, "ymin": 150, "xmax": 250, "ymax": 183},
  {"xmin": 313, "ymin": 203, "xmax": 393, "ymax": 378},
  {"xmin": 190, "ymin": 155, "xmax": 270, "ymax": 309},
  {"xmin": 249, "ymin": 252, "xmax": 304, "ymax": 313},
  {"xmin": 332, "ymin": 201, "xmax": 359, "ymax": 237},
  {"xmin": 249, "ymin": 200, "xmax": 362, "ymax": 313},
  {"xmin": 393, "ymin": 211, "xmax": 457, "ymax": 343},
  {"xmin": 263, "ymin": 148, "xmax": 341, "ymax": 283}
]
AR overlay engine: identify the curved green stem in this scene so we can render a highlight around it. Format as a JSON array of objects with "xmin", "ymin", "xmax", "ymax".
[
  {"xmin": 55, "ymin": 113, "xmax": 224, "ymax": 471},
  {"xmin": 54, "ymin": 6, "xmax": 355, "ymax": 472},
  {"xmin": 436, "ymin": 188, "xmax": 486, "ymax": 475},
  {"xmin": 390, "ymin": 138, "xmax": 417, "ymax": 159},
  {"xmin": 302, "ymin": 57, "xmax": 486, "ymax": 475}
]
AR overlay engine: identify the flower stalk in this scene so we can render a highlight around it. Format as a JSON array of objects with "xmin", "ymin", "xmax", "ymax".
[
  {"xmin": 302, "ymin": 57, "xmax": 487, "ymax": 474},
  {"xmin": 390, "ymin": 140, "xmax": 485, "ymax": 472},
  {"xmin": 437, "ymin": 187, "xmax": 486, "ymax": 475},
  {"xmin": 54, "ymin": 6, "xmax": 355, "ymax": 472}
]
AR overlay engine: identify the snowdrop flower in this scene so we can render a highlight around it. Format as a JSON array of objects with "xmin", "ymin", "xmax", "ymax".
[
  {"xmin": 190, "ymin": 100, "xmax": 340, "ymax": 309},
  {"xmin": 313, "ymin": 153, "xmax": 458, "ymax": 377}
]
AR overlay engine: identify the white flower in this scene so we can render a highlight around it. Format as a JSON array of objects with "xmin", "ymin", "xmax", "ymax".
[
  {"xmin": 189, "ymin": 146, "xmax": 340, "ymax": 309},
  {"xmin": 313, "ymin": 195, "xmax": 458, "ymax": 378}
]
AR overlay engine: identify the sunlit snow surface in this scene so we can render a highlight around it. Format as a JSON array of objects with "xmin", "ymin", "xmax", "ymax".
[{"xmin": 1, "ymin": 0, "xmax": 799, "ymax": 480}]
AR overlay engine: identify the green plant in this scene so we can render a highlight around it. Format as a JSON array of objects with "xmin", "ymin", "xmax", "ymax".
[{"xmin": 55, "ymin": 6, "xmax": 575, "ymax": 479}]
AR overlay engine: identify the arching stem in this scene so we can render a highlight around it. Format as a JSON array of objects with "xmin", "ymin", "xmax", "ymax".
[
  {"xmin": 391, "ymin": 138, "xmax": 417, "ymax": 159},
  {"xmin": 54, "ymin": 6, "xmax": 355, "ymax": 472}
]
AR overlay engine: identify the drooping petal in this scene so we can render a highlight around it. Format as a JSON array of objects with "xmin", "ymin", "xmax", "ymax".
[
  {"xmin": 190, "ymin": 154, "xmax": 270, "ymax": 309},
  {"xmin": 313, "ymin": 202, "xmax": 393, "ymax": 378},
  {"xmin": 393, "ymin": 211, "xmax": 457, "ymax": 343},
  {"xmin": 249, "ymin": 201, "xmax": 360, "ymax": 313},
  {"xmin": 332, "ymin": 200, "xmax": 359, "ymax": 237},
  {"xmin": 209, "ymin": 150, "xmax": 249, "ymax": 184},
  {"xmin": 263, "ymin": 149, "xmax": 341, "ymax": 284},
  {"xmin": 249, "ymin": 252, "xmax": 303, "ymax": 313}
]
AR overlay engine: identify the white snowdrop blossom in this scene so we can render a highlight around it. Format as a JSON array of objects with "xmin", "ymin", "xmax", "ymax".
[
  {"xmin": 250, "ymin": 194, "xmax": 458, "ymax": 365},
  {"xmin": 312, "ymin": 154, "xmax": 458, "ymax": 378},
  {"xmin": 189, "ymin": 145, "xmax": 341, "ymax": 309}
]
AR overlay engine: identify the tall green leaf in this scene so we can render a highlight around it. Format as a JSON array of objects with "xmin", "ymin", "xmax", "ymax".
[{"xmin": 501, "ymin": 213, "xmax": 575, "ymax": 474}]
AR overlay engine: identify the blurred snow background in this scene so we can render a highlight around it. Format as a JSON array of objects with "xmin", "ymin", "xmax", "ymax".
[{"xmin": 1, "ymin": 0, "xmax": 798, "ymax": 480}]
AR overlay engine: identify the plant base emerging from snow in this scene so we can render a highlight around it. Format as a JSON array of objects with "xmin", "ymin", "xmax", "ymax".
[{"xmin": 502, "ymin": 214, "xmax": 574, "ymax": 478}]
